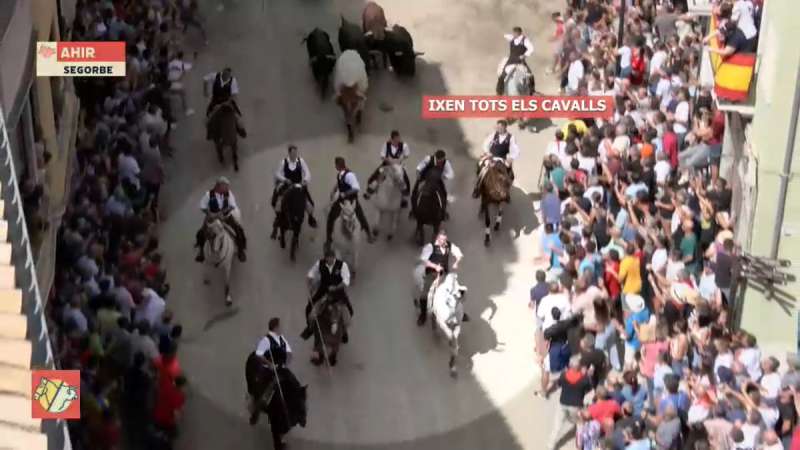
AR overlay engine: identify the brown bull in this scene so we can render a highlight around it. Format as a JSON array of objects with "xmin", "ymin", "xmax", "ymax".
[{"xmin": 362, "ymin": 1, "xmax": 387, "ymax": 40}]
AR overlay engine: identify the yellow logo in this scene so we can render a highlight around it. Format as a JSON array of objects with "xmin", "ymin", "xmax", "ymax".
[{"xmin": 33, "ymin": 377, "xmax": 78, "ymax": 414}]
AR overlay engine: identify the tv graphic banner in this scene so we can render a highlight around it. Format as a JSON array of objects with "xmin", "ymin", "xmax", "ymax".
[
  {"xmin": 422, "ymin": 95, "xmax": 614, "ymax": 119},
  {"xmin": 36, "ymin": 42, "xmax": 126, "ymax": 77}
]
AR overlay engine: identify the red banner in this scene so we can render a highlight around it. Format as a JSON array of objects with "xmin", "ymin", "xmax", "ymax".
[
  {"xmin": 421, "ymin": 95, "xmax": 614, "ymax": 119},
  {"xmin": 56, "ymin": 41, "xmax": 126, "ymax": 62}
]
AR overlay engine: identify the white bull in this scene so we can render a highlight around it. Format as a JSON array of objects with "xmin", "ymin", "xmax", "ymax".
[{"xmin": 333, "ymin": 50, "xmax": 369, "ymax": 142}]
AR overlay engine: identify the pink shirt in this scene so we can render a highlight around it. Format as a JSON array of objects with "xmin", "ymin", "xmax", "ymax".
[{"xmin": 641, "ymin": 340, "xmax": 669, "ymax": 378}]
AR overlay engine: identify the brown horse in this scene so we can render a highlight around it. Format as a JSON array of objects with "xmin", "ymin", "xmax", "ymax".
[
  {"xmin": 206, "ymin": 101, "xmax": 242, "ymax": 171},
  {"xmin": 479, "ymin": 159, "xmax": 512, "ymax": 246},
  {"xmin": 336, "ymin": 85, "xmax": 364, "ymax": 143}
]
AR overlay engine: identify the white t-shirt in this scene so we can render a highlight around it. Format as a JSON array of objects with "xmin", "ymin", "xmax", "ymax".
[
  {"xmin": 651, "ymin": 248, "xmax": 669, "ymax": 273},
  {"xmin": 673, "ymin": 101, "xmax": 690, "ymax": 134},
  {"xmin": 537, "ymin": 292, "xmax": 571, "ymax": 330},
  {"xmin": 733, "ymin": 0, "xmax": 758, "ymax": 39},
  {"xmin": 655, "ymin": 160, "xmax": 672, "ymax": 184},
  {"xmin": 761, "ymin": 372, "xmax": 782, "ymax": 400},
  {"xmin": 617, "ymin": 46, "xmax": 632, "ymax": 69},
  {"xmin": 650, "ymin": 50, "xmax": 668, "ymax": 77},
  {"xmin": 737, "ymin": 347, "xmax": 763, "ymax": 380}
]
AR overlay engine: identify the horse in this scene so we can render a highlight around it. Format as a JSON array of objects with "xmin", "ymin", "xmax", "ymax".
[
  {"xmin": 331, "ymin": 199, "xmax": 361, "ymax": 279},
  {"xmin": 371, "ymin": 163, "xmax": 404, "ymax": 240},
  {"xmin": 333, "ymin": 50, "xmax": 368, "ymax": 143},
  {"xmin": 202, "ymin": 216, "xmax": 237, "ymax": 305},
  {"xmin": 478, "ymin": 158, "xmax": 512, "ymax": 247},
  {"xmin": 206, "ymin": 101, "xmax": 241, "ymax": 171},
  {"xmin": 503, "ymin": 64, "xmax": 535, "ymax": 126},
  {"xmin": 271, "ymin": 183, "xmax": 307, "ymax": 261},
  {"xmin": 310, "ymin": 296, "xmax": 349, "ymax": 367},
  {"xmin": 428, "ymin": 273, "xmax": 468, "ymax": 377},
  {"xmin": 244, "ymin": 352, "xmax": 308, "ymax": 450},
  {"xmin": 413, "ymin": 168, "xmax": 446, "ymax": 246}
]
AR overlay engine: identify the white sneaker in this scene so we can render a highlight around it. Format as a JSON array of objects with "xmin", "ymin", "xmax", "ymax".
[{"xmin": 185, "ymin": 108, "xmax": 196, "ymax": 116}]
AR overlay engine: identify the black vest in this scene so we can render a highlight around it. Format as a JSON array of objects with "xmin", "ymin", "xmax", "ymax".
[
  {"xmin": 212, "ymin": 73, "xmax": 233, "ymax": 103},
  {"xmin": 319, "ymin": 259, "xmax": 344, "ymax": 290},
  {"xmin": 508, "ymin": 36, "xmax": 527, "ymax": 64},
  {"xmin": 207, "ymin": 189, "xmax": 230, "ymax": 212},
  {"xmin": 427, "ymin": 242, "xmax": 452, "ymax": 273},
  {"xmin": 337, "ymin": 170, "xmax": 355, "ymax": 196},
  {"xmin": 490, "ymin": 132, "xmax": 511, "ymax": 158},
  {"xmin": 420, "ymin": 155, "xmax": 446, "ymax": 179},
  {"xmin": 264, "ymin": 334, "xmax": 288, "ymax": 366},
  {"xmin": 385, "ymin": 141, "xmax": 404, "ymax": 159},
  {"xmin": 283, "ymin": 158, "xmax": 303, "ymax": 184}
]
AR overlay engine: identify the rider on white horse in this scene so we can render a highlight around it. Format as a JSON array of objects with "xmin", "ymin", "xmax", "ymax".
[
  {"xmin": 410, "ymin": 149, "xmax": 454, "ymax": 220},
  {"xmin": 195, "ymin": 177, "xmax": 247, "ymax": 262},
  {"xmin": 325, "ymin": 157, "xmax": 375, "ymax": 244},
  {"xmin": 496, "ymin": 26, "xmax": 534, "ymax": 95},
  {"xmin": 270, "ymin": 145, "xmax": 318, "ymax": 227},
  {"xmin": 300, "ymin": 248, "xmax": 353, "ymax": 343},
  {"xmin": 473, "ymin": 120, "xmax": 520, "ymax": 198},
  {"xmin": 364, "ymin": 130, "xmax": 411, "ymax": 208},
  {"xmin": 415, "ymin": 229, "xmax": 465, "ymax": 326}
]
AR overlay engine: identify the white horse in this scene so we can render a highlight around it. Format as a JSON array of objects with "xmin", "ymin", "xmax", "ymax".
[
  {"xmin": 331, "ymin": 199, "xmax": 361, "ymax": 279},
  {"xmin": 203, "ymin": 216, "xmax": 237, "ymax": 306},
  {"xmin": 504, "ymin": 63, "xmax": 533, "ymax": 96},
  {"xmin": 429, "ymin": 273, "xmax": 468, "ymax": 377},
  {"xmin": 371, "ymin": 163, "xmax": 404, "ymax": 240}
]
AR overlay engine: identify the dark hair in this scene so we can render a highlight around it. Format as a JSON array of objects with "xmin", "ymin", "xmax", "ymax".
[
  {"xmin": 512, "ymin": 26, "xmax": 522, "ymax": 33},
  {"xmin": 334, "ymin": 156, "xmax": 346, "ymax": 167},
  {"xmin": 435, "ymin": 149, "xmax": 446, "ymax": 159},
  {"xmin": 497, "ymin": 119, "xmax": 508, "ymax": 127},
  {"xmin": 536, "ymin": 270, "xmax": 546, "ymax": 282},
  {"xmin": 288, "ymin": 145, "xmax": 297, "ymax": 153},
  {"xmin": 390, "ymin": 130, "xmax": 400, "ymax": 138},
  {"xmin": 268, "ymin": 317, "xmax": 280, "ymax": 331}
]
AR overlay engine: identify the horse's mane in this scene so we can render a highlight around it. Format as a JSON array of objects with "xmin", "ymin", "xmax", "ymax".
[
  {"xmin": 483, "ymin": 161, "xmax": 512, "ymax": 202},
  {"xmin": 280, "ymin": 185, "xmax": 306, "ymax": 223}
]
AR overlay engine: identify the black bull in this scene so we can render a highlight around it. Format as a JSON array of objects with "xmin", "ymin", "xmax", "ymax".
[
  {"xmin": 304, "ymin": 28, "xmax": 337, "ymax": 98},
  {"xmin": 383, "ymin": 25, "xmax": 421, "ymax": 76},
  {"xmin": 338, "ymin": 16, "xmax": 369, "ymax": 68}
]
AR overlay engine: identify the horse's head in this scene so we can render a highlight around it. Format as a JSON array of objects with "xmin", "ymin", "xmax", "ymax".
[
  {"xmin": 483, "ymin": 161, "xmax": 512, "ymax": 201},
  {"xmin": 337, "ymin": 85, "xmax": 363, "ymax": 124},
  {"xmin": 379, "ymin": 163, "xmax": 404, "ymax": 189},
  {"xmin": 205, "ymin": 217, "xmax": 225, "ymax": 239},
  {"xmin": 283, "ymin": 184, "xmax": 307, "ymax": 227},
  {"xmin": 339, "ymin": 199, "xmax": 358, "ymax": 235},
  {"xmin": 506, "ymin": 64, "xmax": 531, "ymax": 96}
]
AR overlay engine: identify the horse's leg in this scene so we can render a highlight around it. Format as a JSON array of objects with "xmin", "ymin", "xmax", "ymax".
[
  {"xmin": 215, "ymin": 141, "xmax": 224, "ymax": 164},
  {"xmin": 494, "ymin": 203, "xmax": 503, "ymax": 232},
  {"xmin": 388, "ymin": 211, "xmax": 397, "ymax": 241},
  {"xmin": 346, "ymin": 123, "xmax": 354, "ymax": 143},
  {"xmin": 483, "ymin": 201, "xmax": 491, "ymax": 247},
  {"xmin": 232, "ymin": 140, "xmax": 239, "ymax": 172},
  {"xmin": 449, "ymin": 334, "xmax": 459, "ymax": 378},
  {"xmin": 415, "ymin": 220, "xmax": 424, "ymax": 246},
  {"xmin": 224, "ymin": 262, "xmax": 233, "ymax": 306},
  {"xmin": 290, "ymin": 226, "xmax": 299, "ymax": 262},
  {"xmin": 279, "ymin": 225, "xmax": 286, "ymax": 249}
]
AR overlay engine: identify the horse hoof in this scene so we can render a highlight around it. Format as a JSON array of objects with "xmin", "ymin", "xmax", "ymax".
[
  {"xmin": 387, "ymin": 234, "xmax": 393, "ymax": 241},
  {"xmin": 484, "ymin": 236, "xmax": 490, "ymax": 247},
  {"xmin": 450, "ymin": 367, "xmax": 458, "ymax": 378},
  {"xmin": 280, "ymin": 239, "xmax": 286, "ymax": 249},
  {"xmin": 310, "ymin": 357, "xmax": 323, "ymax": 366},
  {"xmin": 203, "ymin": 278, "xmax": 210, "ymax": 285},
  {"xmin": 270, "ymin": 230, "xmax": 277, "ymax": 240},
  {"xmin": 494, "ymin": 223, "xmax": 500, "ymax": 232},
  {"xmin": 226, "ymin": 297, "xmax": 233, "ymax": 306}
]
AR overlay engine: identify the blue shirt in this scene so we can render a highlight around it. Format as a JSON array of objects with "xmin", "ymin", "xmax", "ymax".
[
  {"xmin": 625, "ymin": 439, "xmax": 651, "ymax": 450},
  {"xmin": 542, "ymin": 232, "xmax": 563, "ymax": 269},
  {"xmin": 621, "ymin": 384, "xmax": 648, "ymax": 417},
  {"xmin": 658, "ymin": 391, "xmax": 690, "ymax": 416},
  {"xmin": 624, "ymin": 307, "xmax": 651, "ymax": 351},
  {"xmin": 578, "ymin": 257, "xmax": 595, "ymax": 280},
  {"xmin": 530, "ymin": 282, "xmax": 549, "ymax": 306},
  {"xmin": 542, "ymin": 193, "xmax": 562, "ymax": 226}
]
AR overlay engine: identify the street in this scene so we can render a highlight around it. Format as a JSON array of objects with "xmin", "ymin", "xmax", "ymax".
[{"xmin": 159, "ymin": 0, "xmax": 571, "ymax": 449}]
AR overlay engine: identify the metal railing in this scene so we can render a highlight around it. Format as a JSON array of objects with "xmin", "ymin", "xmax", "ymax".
[{"xmin": 0, "ymin": 106, "xmax": 72, "ymax": 450}]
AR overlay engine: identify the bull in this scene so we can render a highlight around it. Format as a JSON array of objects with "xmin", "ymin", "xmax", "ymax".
[
  {"xmin": 333, "ymin": 50, "xmax": 368, "ymax": 143},
  {"xmin": 338, "ymin": 16, "xmax": 369, "ymax": 71},
  {"xmin": 384, "ymin": 25, "xmax": 424, "ymax": 77},
  {"xmin": 303, "ymin": 28, "xmax": 337, "ymax": 98},
  {"xmin": 362, "ymin": 1, "xmax": 389, "ymax": 69}
]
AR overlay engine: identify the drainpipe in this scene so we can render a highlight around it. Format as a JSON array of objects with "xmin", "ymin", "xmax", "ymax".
[{"xmin": 770, "ymin": 62, "xmax": 800, "ymax": 258}]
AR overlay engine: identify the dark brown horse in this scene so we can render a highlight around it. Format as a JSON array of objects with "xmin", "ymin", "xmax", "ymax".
[
  {"xmin": 479, "ymin": 159, "xmax": 512, "ymax": 247},
  {"xmin": 206, "ymin": 101, "xmax": 241, "ymax": 171},
  {"xmin": 414, "ymin": 168, "xmax": 446, "ymax": 246},
  {"xmin": 336, "ymin": 85, "xmax": 364, "ymax": 143}
]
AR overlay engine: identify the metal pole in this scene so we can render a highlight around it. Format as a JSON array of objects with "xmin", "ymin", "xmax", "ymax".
[
  {"xmin": 769, "ymin": 61, "xmax": 800, "ymax": 259},
  {"xmin": 617, "ymin": 0, "xmax": 627, "ymax": 75}
]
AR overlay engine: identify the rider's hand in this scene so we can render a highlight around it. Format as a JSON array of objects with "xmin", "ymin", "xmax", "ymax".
[{"xmin": 452, "ymin": 262, "xmax": 459, "ymax": 270}]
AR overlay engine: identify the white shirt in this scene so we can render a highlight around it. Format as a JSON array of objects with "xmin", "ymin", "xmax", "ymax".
[
  {"xmin": 546, "ymin": 139, "xmax": 568, "ymax": 165},
  {"xmin": 761, "ymin": 372, "xmax": 782, "ymax": 401},
  {"xmin": 134, "ymin": 288, "xmax": 165, "ymax": 327},
  {"xmin": 204, "ymin": 72, "xmax": 240, "ymax": 95},
  {"xmin": 275, "ymin": 157, "xmax": 311, "ymax": 183},
  {"xmin": 617, "ymin": 46, "xmax": 632, "ymax": 69},
  {"xmin": 307, "ymin": 260, "xmax": 351, "ymax": 287},
  {"xmin": 482, "ymin": 132, "xmax": 521, "ymax": 160},
  {"xmin": 167, "ymin": 58, "xmax": 192, "ymax": 82},
  {"xmin": 255, "ymin": 332, "xmax": 293, "ymax": 357},
  {"xmin": 200, "ymin": 190, "xmax": 239, "ymax": 211},
  {"xmin": 655, "ymin": 160, "xmax": 672, "ymax": 184},
  {"xmin": 673, "ymin": 101, "xmax": 690, "ymax": 134},
  {"xmin": 419, "ymin": 242, "xmax": 464, "ymax": 263},
  {"xmin": 567, "ymin": 59, "xmax": 585, "ymax": 92},
  {"xmin": 650, "ymin": 50, "xmax": 668, "ymax": 77},
  {"xmin": 415, "ymin": 156, "xmax": 454, "ymax": 180},
  {"xmin": 335, "ymin": 170, "xmax": 360, "ymax": 195},
  {"xmin": 732, "ymin": 0, "xmax": 758, "ymax": 39},
  {"xmin": 504, "ymin": 34, "xmax": 534, "ymax": 58},
  {"xmin": 537, "ymin": 292, "xmax": 571, "ymax": 330},
  {"xmin": 118, "ymin": 153, "xmax": 141, "ymax": 184},
  {"xmin": 651, "ymin": 248, "xmax": 669, "ymax": 273},
  {"xmin": 737, "ymin": 347, "xmax": 762, "ymax": 380},
  {"xmin": 380, "ymin": 142, "xmax": 410, "ymax": 160}
]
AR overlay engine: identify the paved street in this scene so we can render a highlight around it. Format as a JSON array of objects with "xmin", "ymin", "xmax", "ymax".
[{"xmin": 158, "ymin": 0, "xmax": 573, "ymax": 449}]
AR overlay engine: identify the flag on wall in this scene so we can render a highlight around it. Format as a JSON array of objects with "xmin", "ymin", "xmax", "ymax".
[{"xmin": 709, "ymin": 15, "xmax": 756, "ymax": 102}]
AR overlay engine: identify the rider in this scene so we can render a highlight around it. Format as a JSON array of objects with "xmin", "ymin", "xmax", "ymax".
[
  {"xmin": 250, "ymin": 317, "xmax": 293, "ymax": 425},
  {"xmin": 325, "ymin": 157, "xmax": 375, "ymax": 244},
  {"xmin": 203, "ymin": 67, "xmax": 241, "ymax": 116},
  {"xmin": 473, "ymin": 120, "xmax": 520, "ymax": 198},
  {"xmin": 496, "ymin": 26, "xmax": 534, "ymax": 95},
  {"xmin": 410, "ymin": 149, "xmax": 454, "ymax": 221},
  {"xmin": 300, "ymin": 248, "xmax": 353, "ymax": 343},
  {"xmin": 271, "ymin": 145, "xmax": 317, "ymax": 228},
  {"xmin": 364, "ymin": 130, "xmax": 411, "ymax": 208},
  {"xmin": 417, "ymin": 229, "xmax": 464, "ymax": 326},
  {"xmin": 195, "ymin": 177, "xmax": 247, "ymax": 262}
]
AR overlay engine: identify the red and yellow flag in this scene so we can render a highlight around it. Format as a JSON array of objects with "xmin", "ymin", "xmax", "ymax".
[{"xmin": 709, "ymin": 15, "xmax": 756, "ymax": 102}]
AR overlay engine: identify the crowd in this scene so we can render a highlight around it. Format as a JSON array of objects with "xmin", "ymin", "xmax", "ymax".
[
  {"xmin": 44, "ymin": 0, "xmax": 208, "ymax": 449},
  {"xmin": 531, "ymin": 0, "xmax": 797, "ymax": 449}
]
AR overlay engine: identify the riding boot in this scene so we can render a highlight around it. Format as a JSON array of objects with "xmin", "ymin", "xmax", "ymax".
[
  {"xmin": 270, "ymin": 216, "xmax": 279, "ymax": 239},
  {"xmin": 195, "ymin": 229, "xmax": 206, "ymax": 262},
  {"xmin": 417, "ymin": 297, "xmax": 428, "ymax": 326},
  {"xmin": 496, "ymin": 73, "xmax": 505, "ymax": 95},
  {"xmin": 355, "ymin": 202, "xmax": 375, "ymax": 243},
  {"xmin": 300, "ymin": 302, "xmax": 313, "ymax": 340}
]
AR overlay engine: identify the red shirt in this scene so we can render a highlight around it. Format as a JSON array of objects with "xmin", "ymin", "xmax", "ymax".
[
  {"xmin": 604, "ymin": 260, "xmax": 621, "ymax": 299},
  {"xmin": 588, "ymin": 399, "xmax": 622, "ymax": 423},
  {"xmin": 710, "ymin": 110, "xmax": 725, "ymax": 146},
  {"xmin": 153, "ymin": 383, "xmax": 185, "ymax": 428},
  {"xmin": 153, "ymin": 355, "xmax": 182, "ymax": 395},
  {"xmin": 662, "ymin": 131, "xmax": 679, "ymax": 169}
]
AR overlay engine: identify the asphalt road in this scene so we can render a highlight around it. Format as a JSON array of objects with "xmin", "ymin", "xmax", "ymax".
[{"xmin": 159, "ymin": 0, "xmax": 574, "ymax": 449}]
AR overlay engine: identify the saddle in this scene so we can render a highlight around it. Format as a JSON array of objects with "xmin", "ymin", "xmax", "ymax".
[{"xmin": 308, "ymin": 295, "xmax": 352, "ymax": 328}]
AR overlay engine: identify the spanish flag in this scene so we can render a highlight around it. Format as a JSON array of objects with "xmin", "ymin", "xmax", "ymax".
[{"xmin": 710, "ymin": 15, "xmax": 756, "ymax": 102}]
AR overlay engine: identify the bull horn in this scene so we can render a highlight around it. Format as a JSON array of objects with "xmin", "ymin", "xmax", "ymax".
[
  {"xmin": 414, "ymin": 51, "xmax": 425, "ymax": 57},
  {"xmin": 326, "ymin": 54, "xmax": 337, "ymax": 60},
  {"xmin": 310, "ymin": 56, "xmax": 318, "ymax": 63},
  {"xmin": 364, "ymin": 30, "xmax": 373, "ymax": 37}
]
